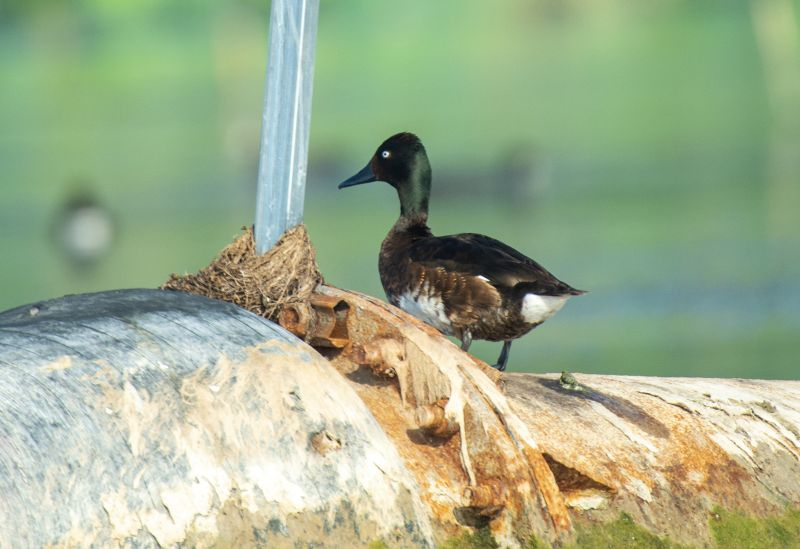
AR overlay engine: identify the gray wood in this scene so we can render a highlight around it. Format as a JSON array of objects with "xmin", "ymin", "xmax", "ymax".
[{"xmin": 0, "ymin": 289, "xmax": 433, "ymax": 547}]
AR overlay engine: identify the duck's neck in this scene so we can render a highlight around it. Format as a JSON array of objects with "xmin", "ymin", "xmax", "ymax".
[
  {"xmin": 397, "ymin": 154, "xmax": 432, "ymax": 221},
  {"xmin": 391, "ymin": 212, "xmax": 430, "ymax": 234}
]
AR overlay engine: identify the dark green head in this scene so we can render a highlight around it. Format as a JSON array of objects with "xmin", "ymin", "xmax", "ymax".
[{"xmin": 338, "ymin": 132, "xmax": 432, "ymax": 217}]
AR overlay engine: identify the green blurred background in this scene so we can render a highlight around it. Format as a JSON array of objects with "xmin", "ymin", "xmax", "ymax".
[{"xmin": 1, "ymin": 0, "xmax": 798, "ymax": 378}]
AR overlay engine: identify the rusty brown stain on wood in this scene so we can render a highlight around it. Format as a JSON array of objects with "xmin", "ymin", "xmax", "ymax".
[
  {"xmin": 312, "ymin": 285, "xmax": 572, "ymax": 545},
  {"xmin": 310, "ymin": 284, "xmax": 800, "ymax": 546},
  {"xmin": 416, "ymin": 399, "xmax": 460, "ymax": 438},
  {"xmin": 521, "ymin": 445, "xmax": 574, "ymax": 532},
  {"xmin": 278, "ymin": 293, "xmax": 351, "ymax": 348},
  {"xmin": 346, "ymin": 376, "xmax": 469, "ymax": 532},
  {"xmin": 504, "ymin": 372, "xmax": 800, "ymax": 546}
]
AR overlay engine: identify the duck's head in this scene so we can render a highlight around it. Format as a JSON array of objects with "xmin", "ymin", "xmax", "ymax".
[{"xmin": 338, "ymin": 132, "xmax": 432, "ymax": 217}]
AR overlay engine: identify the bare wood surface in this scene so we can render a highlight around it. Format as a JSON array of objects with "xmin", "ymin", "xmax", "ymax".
[{"xmin": 0, "ymin": 290, "xmax": 434, "ymax": 548}]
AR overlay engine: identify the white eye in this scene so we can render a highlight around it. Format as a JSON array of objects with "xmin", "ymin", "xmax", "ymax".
[{"xmin": 381, "ymin": 150, "xmax": 391, "ymax": 159}]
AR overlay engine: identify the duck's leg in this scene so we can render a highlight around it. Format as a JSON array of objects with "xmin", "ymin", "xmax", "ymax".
[
  {"xmin": 460, "ymin": 330, "xmax": 472, "ymax": 352},
  {"xmin": 493, "ymin": 341, "xmax": 512, "ymax": 371}
]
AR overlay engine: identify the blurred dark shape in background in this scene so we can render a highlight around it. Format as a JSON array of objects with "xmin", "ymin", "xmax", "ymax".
[
  {"xmin": 496, "ymin": 143, "xmax": 550, "ymax": 211},
  {"xmin": 1, "ymin": 0, "xmax": 798, "ymax": 378},
  {"xmin": 51, "ymin": 185, "xmax": 115, "ymax": 269}
]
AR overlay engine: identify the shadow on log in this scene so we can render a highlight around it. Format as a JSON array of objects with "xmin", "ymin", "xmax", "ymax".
[{"xmin": 1, "ymin": 288, "xmax": 799, "ymax": 547}]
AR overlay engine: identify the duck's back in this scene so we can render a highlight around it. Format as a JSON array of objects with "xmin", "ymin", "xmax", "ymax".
[
  {"xmin": 379, "ymin": 222, "xmax": 582, "ymax": 340},
  {"xmin": 406, "ymin": 232, "xmax": 581, "ymax": 296}
]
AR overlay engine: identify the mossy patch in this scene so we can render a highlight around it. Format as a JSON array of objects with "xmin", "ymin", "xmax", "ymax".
[
  {"xmin": 526, "ymin": 534, "xmax": 552, "ymax": 548},
  {"xmin": 427, "ymin": 507, "xmax": 800, "ymax": 549},
  {"xmin": 565, "ymin": 512, "xmax": 688, "ymax": 549},
  {"xmin": 710, "ymin": 506, "xmax": 800, "ymax": 549},
  {"xmin": 441, "ymin": 527, "xmax": 500, "ymax": 549}
]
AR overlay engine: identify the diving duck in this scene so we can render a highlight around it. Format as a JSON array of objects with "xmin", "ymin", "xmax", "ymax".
[{"xmin": 338, "ymin": 132, "xmax": 584, "ymax": 371}]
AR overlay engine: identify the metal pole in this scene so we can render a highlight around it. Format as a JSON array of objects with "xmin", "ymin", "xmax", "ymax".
[{"xmin": 254, "ymin": 0, "xmax": 320, "ymax": 254}]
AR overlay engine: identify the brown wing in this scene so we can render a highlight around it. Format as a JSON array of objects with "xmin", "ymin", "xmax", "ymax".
[
  {"xmin": 408, "ymin": 233, "xmax": 582, "ymax": 296},
  {"xmin": 406, "ymin": 262, "xmax": 501, "ymax": 327}
]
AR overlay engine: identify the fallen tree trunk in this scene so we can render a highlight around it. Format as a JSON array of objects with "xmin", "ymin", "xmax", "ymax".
[{"xmin": 1, "ymin": 287, "xmax": 798, "ymax": 547}]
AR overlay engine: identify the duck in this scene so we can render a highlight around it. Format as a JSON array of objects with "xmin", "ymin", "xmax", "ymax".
[{"xmin": 338, "ymin": 132, "xmax": 584, "ymax": 371}]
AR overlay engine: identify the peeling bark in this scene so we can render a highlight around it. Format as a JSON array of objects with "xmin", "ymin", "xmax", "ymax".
[{"xmin": 308, "ymin": 286, "xmax": 800, "ymax": 547}]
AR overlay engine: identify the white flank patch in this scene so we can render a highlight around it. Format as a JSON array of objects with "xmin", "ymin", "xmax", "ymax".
[
  {"xmin": 476, "ymin": 275, "xmax": 490, "ymax": 282},
  {"xmin": 397, "ymin": 291, "xmax": 453, "ymax": 335},
  {"xmin": 520, "ymin": 294, "xmax": 569, "ymax": 324}
]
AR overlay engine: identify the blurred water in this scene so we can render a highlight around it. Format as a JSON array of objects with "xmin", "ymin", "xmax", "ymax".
[{"xmin": 1, "ymin": 1, "xmax": 798, "ymax": 378}]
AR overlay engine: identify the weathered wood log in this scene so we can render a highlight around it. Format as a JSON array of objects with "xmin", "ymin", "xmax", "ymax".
[
  {"xmin": 291, "ymin": 286, "xmax": 800, "ymax": 547},
  {"xmin": 0, "ymin": 290, "xmax": 434, "ymax": 547},
  {"xmin": 1, "ymin": 287, "xmax": 798, "ymax": 547},
  {"xmin": 505, "ymin": 373, "xmax": 800, "ymax": 545}
]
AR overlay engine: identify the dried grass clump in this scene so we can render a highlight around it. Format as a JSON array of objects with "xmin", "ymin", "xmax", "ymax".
[{"xmin": 161, "ymin": 225, "xmax": 323, "ymax": 321}]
